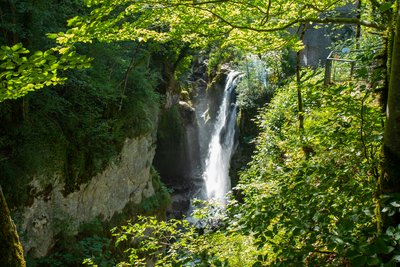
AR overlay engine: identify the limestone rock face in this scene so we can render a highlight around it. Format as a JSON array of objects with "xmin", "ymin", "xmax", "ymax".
[{"xmin": 15, "ymin": 135, "xmax": 156, "ymax": 258}]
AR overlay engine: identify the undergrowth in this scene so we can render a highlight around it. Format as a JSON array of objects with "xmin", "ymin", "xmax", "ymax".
[
  {"xmin": 88, "ymin": 69, "xmax": 400, "ymax": 266},
  {"xmin": 235, "ymin": 69, "xmax": 400, "ymax": 266}
]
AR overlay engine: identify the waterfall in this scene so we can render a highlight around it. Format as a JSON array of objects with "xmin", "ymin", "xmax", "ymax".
[{"xmin": 202, "ymin": 71, "xmax": 240, "ymax": 204}]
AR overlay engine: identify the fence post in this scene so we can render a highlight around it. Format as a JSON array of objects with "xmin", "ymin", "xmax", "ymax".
[{"xmin": 324, "ymin": 58, "xmax": 332, "ymax": 85}]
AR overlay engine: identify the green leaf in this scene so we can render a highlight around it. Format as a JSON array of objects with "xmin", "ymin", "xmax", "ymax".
[
  {"xmin": 46, "ymin": 33, "xmax": 58, "ymax": 39},
  {"xmin": 394, "ymin": 231, "xmax": 400, "ymax": 241},
  {"xmin": 347, "ymin": 249, "xmax": 361, "ymax": 259},
  {"xmin": 382, "ymin": 206, "xmax": 391, "ymax": 213},
  {"xmin": 332, "ymin": 236, "xmax": 345, "ymax": 245},
  {"xmin": 387, "ymin": 226, "xmax": 395, "ymax": 236},
  {"xmin": 367, "ymin": 255, "xmax": 380, "ymax": 266},
  {"xmin": 1, "ymin": 61, "xmax": 15, "ymax": 70},
  {"xmin": 352, "ymin": 256, "xmax": 367, "ymax": 267},
  {"xmin": 385, "ymin": 246, "xmax": 395, "ymax": 254},
  {"xmin": 33, "ymin": 51, "xmax": 44, "ymax": 57},
  {"xmin": 390, "ymin": 201, "xmax": 400, "ymax": 208},
  {"xmin": 392, "ymin": 255, "xmax": 400, "ymax": 262},
  {"xmin": 379, "ymin": 2, "xmax": 393, "ymax": 12},
  {"xmin": 11, "ymin": 43, "xmax": 23, "ymax": 51},
  {"xmin": 374, "ymin": 237, "xmax": 391, "ymax": 254}
]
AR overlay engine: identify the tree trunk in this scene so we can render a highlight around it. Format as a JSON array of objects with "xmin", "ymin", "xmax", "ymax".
[
  {"xmin": 296, "ymin": 24, "xmax": 307, "ymax": 132},
  {"xmin": 383, "ymin": 9, "xmax": 400, "ymax": 225},
  {"xmin": 0, "ymin": 185, "xmax": 26, "ymax": 267}
]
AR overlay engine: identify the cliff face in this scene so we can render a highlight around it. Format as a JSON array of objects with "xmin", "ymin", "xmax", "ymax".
[
  {"xmin": 14, "ymin": 134, "xmax": 157, "ymax": 258},
  {"xmin": 153, "ymin": 59, "xmax": 230, "ymax": 218}
]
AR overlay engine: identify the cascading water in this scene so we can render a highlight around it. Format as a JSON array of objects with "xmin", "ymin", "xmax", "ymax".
[{"xmin": 202, "ymin": 71, "xmax": 241, "ymax": 204}]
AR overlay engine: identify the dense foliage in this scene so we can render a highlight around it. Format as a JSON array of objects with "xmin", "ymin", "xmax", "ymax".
[
  {"xmin": 0, "ymin": 0, "xmax": 91, "ymax": 101},
  {"xmin": 236, "ymin": 71, "xmax": 387, "ymax": 265},
  {"xmin": 0, "ymin": 43, "xmax": 89, "ymax": 101},
  {"xmin": 79, "ymin": 63, "xmax": 400, "ymax": 266},
  {"xmin": 0, "ymin": 41, "xmax": 161, "ymax": 206},
  {"xmin": 2, "ymin": 0, "xmax": 400, "ymax": 266}
]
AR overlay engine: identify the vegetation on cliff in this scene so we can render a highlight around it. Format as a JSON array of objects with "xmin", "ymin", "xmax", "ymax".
[
  {"xmin": 83, "ymin": 65, "xmax": 398, "ymax": 266},
  {"xmin": 2, "ymin": 0, "xmax": 400, "ymax": 266}
]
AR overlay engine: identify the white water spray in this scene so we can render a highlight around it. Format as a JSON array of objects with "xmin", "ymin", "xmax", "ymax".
[{"xmin": 203, "ymin": 71, "xmax": 240, "ymax": 204}]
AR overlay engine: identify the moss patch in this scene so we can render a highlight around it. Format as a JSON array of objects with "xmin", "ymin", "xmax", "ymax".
[
  {"xmin": 0, "ymin": 187, "xmax": 26, "ymax": 267},
  {"xmin": 138, "ymin": 168, "xmax": 172, "ymax": 215}
]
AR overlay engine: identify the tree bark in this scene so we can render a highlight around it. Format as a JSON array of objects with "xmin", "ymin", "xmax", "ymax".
[
  {"xmin": 296, "ymin": 23, "xmax": 307, "ymax": 132},
  {"xmin": 0, "ymin": 185, "xmax": 26, "ymax": 267},
  {"xmin": 383, "ymin": 9, "xmax": 400, "ymax": 225}
]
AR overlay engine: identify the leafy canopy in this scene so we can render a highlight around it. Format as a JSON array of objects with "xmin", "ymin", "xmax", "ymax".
[
  {"xmin": 0, "ymin": 43, "xmax": 89, "ymax": 102},
  {"xmin": 53, "ymin": 0, "xmax": 384, "ymax": 54},
  {"xmin": 1, "ymin": 0, "xmax": 390, "ymax": 101}
]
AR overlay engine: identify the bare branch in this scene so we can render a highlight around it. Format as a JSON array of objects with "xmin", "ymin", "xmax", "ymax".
[{"xmin": 261, "ymin": 0, "xmax": 272, "ymax": 25}]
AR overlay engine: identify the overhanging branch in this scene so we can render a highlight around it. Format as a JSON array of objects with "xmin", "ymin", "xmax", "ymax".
[
  {"xmin": 170, "ymin": 4, "xmax": 385, "ymax": 32},
  {"xmin": 299, "ymin": 17, "xmax": 385, "ymax": 30},
  {"xmin": 154, "ymin": 0, "xmax": 386, "ymax": 31}
]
